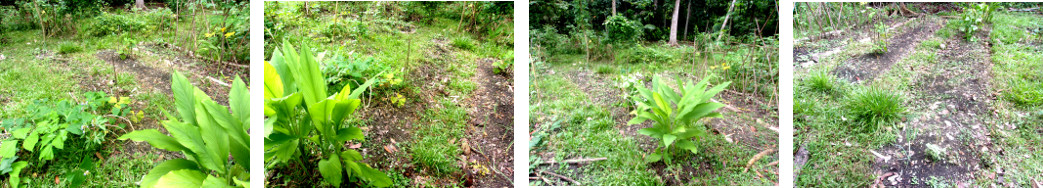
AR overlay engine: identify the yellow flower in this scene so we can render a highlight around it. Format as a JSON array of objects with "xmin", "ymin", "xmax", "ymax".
[
  {"xmin": 710, "ymin": 65, "xmax": 717, "ymax": 69},
  {"xmin": 221, "ymin": 27, "xmax": 227, "ymax": 32},
  {"xmin": 225, "ymin": 32, "xmax": 235, "ymax": 38},
  {"xmin": 108, "ymin": 97, "xmax": 117, "ymax": 104},
  {"xmin": 205, "ymin": 32, "xmax": 215, "ymax": 38},
  {"xmin": 722, "ymin": 65, "xmax": 731, "ymax": 70}
]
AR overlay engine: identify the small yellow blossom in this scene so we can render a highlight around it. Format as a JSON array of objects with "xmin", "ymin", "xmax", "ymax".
[
  {"xmin": 722, "ymin": 65, "xmax": 731, "ymax": 70},
  {"xmin": 205, "ymin": 32, "xmax": 215, "ymax": 38},
  {"xmin": 225, "ymin": 32, "xmax": 235, "ymax": 38},
  {"xmin": 221, "ymin": 27, "xmax": 227, "ymax": 32}
]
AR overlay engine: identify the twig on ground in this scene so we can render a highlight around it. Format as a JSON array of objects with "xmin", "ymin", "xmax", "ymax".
[
  {"xmin": 539, "ymin": 157, "xmax": 607, "ymax": 165},
  {"xmin": 205, "ymin": 76, "xmax": 230, "ymax": 87},
  {"xmin": 539, "ymin": 170, "xmax": 580, "ymax": 185},
  {"xmin": 744, "ymin": 148, "xmax": 777, "ymax": 172}
]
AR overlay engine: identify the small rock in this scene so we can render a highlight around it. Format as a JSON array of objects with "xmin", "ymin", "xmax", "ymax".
[{"xmin": 888, "ymin": 174, "xmax": 899, "ymax": 185}]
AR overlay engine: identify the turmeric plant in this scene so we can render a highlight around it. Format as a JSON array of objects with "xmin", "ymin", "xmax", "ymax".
[{"xmin": 628, "ymin": 76, "xmax": 730, "ymax": 164}]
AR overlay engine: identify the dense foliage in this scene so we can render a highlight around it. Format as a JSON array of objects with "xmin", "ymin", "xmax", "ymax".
[
  {"xmin": 264, "ymin": 41, "xmax": 391, "ymax": 187},
  {"xmin": 119, "ymin": 72, "xmax": 250, "ymax": 187}
]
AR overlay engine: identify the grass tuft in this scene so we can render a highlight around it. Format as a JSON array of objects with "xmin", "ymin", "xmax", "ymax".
[
  {"xmin": 57, "ymin": 42, "xmax": 83, "ymax": 54},
  {"xmin": 802, "ymin": 69, "xmax": 839, "ymax": 94},
  {"xmin": 844, "ymin": 86, "xmax": 906, "ymax": 132}
]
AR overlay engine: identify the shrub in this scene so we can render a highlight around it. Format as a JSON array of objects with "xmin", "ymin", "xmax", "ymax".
[
  {"xmin": 492, "ymin": 50, "xmax": 513, "ymax": 75},
  {"xmin": 264, "ymin": 41, "xmax": 391, "ymax": 187},
  {"xmin": 871, "ymin": 23, "xmax": 889, "ymax": 54},
  {"xmin": 603, "ymin": 15, "xmax": 643, "ymax": 44},
  {"xmin": 57, "ymin": 42, "xmax": 83, "ymax": 54},
  {"xmin": 320, "ymin": 19, "xmax": 369, "ymax": 40},
  {"xmin": 119, "ymin": 72, "xmax": 250, "ymax": 187},
  {"xmin": 844, "ymin": 86, "xmax": 906, "ymax": 132},
  {"xmin": 628, "ymin": 76, "xmax": 730, "ymax": 164},
  {"xmin": 80, "ymin": 12, "xmax": 146, "ymax": 37}
]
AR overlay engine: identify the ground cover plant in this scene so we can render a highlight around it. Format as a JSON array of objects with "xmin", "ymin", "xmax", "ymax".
[
  {"xmin": 794, "ymin": 2, "xmax": 1043, "ymax": 187},
  {"xmin": 0, "ymin": 0, "xmax": 249, "ymax": 186},
  {"xmin": 529, "ymin": 0, "xmax": 779, "ymax": 186},
  {"xmin": 263, "ymin": 1, "xmax": 514, "ymax": 187}
]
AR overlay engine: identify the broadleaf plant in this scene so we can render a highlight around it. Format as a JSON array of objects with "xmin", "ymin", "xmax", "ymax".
[
  {"xmin": 628, "ymin": 76, "xmax": 730, "ymax": 164},
  {"xmin": 264, "ymin": 40, "xmax": 391, "ymax": 187},
  {"xmin": 118, "ymin": 71, "xmax": 250, "ymax": 187}
]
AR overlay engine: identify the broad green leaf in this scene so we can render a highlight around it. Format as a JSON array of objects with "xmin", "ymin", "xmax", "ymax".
[
  {"xmin": 662, "ymin": 134, "xmax": 677, "ymax": 148},
  {"xmin": 0, "ymin": 140, "xmax": 19, "ymax": 158},
  {"xmin": 645, "ymin": 153, "xmax": 662, "ymax": 163},
  {"xmin": 229, "ymin": 76, "xmax": 250, "ymax": 128},
  {"xmin": 22, "ymin": 131, "xmax": 38, "ymax": 151},
  {"xmin": 202, "ymin": 175, "xmax": 233, "ymax": 188},
  {"xmin": 141, "ymin": 159, "xmax": 199, "ymax": 188},
  {"xmin": 194, "ymin": 102, "xmax": 230, "ymax": 175},
  {"xmin": 335, "ymin": 127, "xmax": 364, "ymax": 142},
  {"xmin": 118, "ymin": 129, "xmax": 189, "ymax": 153},
  {"xmin": 233, "ymin": 178, "xmax": 250, "ymax": 188},
  {"xmin": 230, "ymin": 138, "xmax": 250, "ymax": 171},
  {"xmin": 155, "ymin": 169, "xmax": 206, "ymax": 187},
  {"xmin": 12, "ymin": 128, "xmax": 30, "ymax": 139},
  {"xmin": 341, "ymin": 149, "xmax": 363, "ymax": 161},
  {"xmin": 171, "ymin": 72, "xmax": 197, "ymax": 124},
  {"xmin": 9, "ymin": 161, "xmax": 27, "ymax": 188},
  {"xmin": 361, "ymin": 165, "xmax": 392, "ymax": 187},
  {"xmin": 163, "ymin": 120, "xmax": 208, "ymax": 164},
  {"xmin": 318, "ymin": 155, "xmax": 343, "ymax": 186},
  {"xmin": 329, "ymin": 99, "xmax": 361, "ymax": 127},
  {"xmin": 263, "ymin": 61, "xmax": 285, "ymax": 100},
  {"xmin": 39, "ymin": 146, "xmax": 53, "ymax": 161}
]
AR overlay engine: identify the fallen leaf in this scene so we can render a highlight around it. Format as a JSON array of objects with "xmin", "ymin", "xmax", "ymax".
[
  {"xmin": 348, "ymin": 143, "xmax": 362, "ymax": 149},
  {"xmin": 383, "ymin": 144, "xmax": 397, "ymax": 153}
]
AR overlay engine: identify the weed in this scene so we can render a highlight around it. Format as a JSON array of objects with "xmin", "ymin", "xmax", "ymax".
[
  {"xmin": 844, "ymin": 86, "xmax": 906, "ymax": 133},
  {"xmin": 411, "ymin": 99, "xmax": 467, "ymax": 175},
  {"xmin": 871, "ymin": 23, "xmax": 889, "ymax": 54},
  {"xmin": 595, "ymin": 65, "xmax": 615, "ymax": 74},
  {"xmin": 451, "ymin": 36, "xmax": 475, "ymax": 51},
  {"xmin": 802, "ymin": 69, "xmax": 839, "ymax": 94},
  {"xmin": 57, "ymin": 42, "xmax": 83, "ymax": 54}
]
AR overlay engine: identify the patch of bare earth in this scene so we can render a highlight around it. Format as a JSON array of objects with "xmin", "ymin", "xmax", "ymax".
[
  {"xmin": 833, "ymin": 17, "xmax": 943, "ymax": 83},
  {"xmin": 795, "ymin": 18, "xmax": 908, "ymax": 69},
  {"xmin": 872, "ymin": 25, "xmax": 995, "ymax": 187},
  {"xmin": 458, "ymin": 58, "xmax": 514, "ymax": 188}
]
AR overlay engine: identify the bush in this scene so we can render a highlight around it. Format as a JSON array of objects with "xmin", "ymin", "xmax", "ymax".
[
  {"xmin": 845, "ymin": 86, "xmax": 906, "ymax": 132},
  {"xmin": 603, "ymin": 15, "xmax": 643, "ymax": 44},
  {"xmin": 80, "ymin": 12, "xmax": 146, "ymax": 37},
  {"xmin": 320, "ymin": 19, "xmax": 369, "ymax": 40},
  {"xmin": 57, "ymin": 42, "xmax": 83, "ymax": 54}
]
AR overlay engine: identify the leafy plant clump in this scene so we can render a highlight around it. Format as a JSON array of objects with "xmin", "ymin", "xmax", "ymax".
[
  {"xmin": 603, "ymin": 15, "xmax": 643, "ymax": 44},
  {"xmin": 80, "ymin": 12, "xmax": 147, "ymax": 37},
  {"xmin": 0, "ymin": 91, "xmax": 132, "ymax": 187},
  {"xmin": 803, "ymin": 69, "xmax": 839, "ymax": 93},
  {"xmin": 492, "ymin": 50, "xmax": 513, "ymax": 75},
  {"xmin": 264, "ymin": 41, "xmax": 391, "ymax": 187},
  {"xmin": 844, "ymin": 86, "xmax": 906, "ymax": 133},
  {"xmin": 119, "ymin": 72, "xmax": 250, "ymax": 187},
  {"xmin": 958, "ymin": 3, "xmax": 997, "ymax": 42},
  {"xmin": 628, "ymin": 76, "xmax": 730, "ymax": 164},
  {"xmin": 57, "ymin": 42, "xmax": 83, "ymax": 54},
  {"xmin": 871, "ymin": 23, "xmax": 889, "ymax": 54}
]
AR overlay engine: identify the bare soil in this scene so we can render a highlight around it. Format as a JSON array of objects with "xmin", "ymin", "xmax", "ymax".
[{"xmin": 833, "ymin": 17, "xmax": 944, "ymax": 83}]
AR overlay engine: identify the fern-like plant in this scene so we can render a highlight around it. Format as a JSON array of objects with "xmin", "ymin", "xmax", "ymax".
[
  {"xmin": 118, "ymin": 72, "xmax": 251, "ymax": 187},
  {"xmin": 264, "ymin": 41, "xmax": 391, "ymax": 187},
  {"xmin": 628, "ymin": 76, "xmax": 730, "ymax": 164}
]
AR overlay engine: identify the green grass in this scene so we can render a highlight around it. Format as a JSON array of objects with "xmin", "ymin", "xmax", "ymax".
[
  {"xmin": 844, "ymin": 85, "xmax": 906, "ymax": 133},
  {"xmin": 450, "ymin": 36, "xmax": 475, "ymax": 51},
  {"xmin": 801, "ymin": 69, "xmax": 840, "ymax": 94},
  {"xmin": 57, "ymin": 42, "xmax": 84, "ymax": 54},
  {"xmin": 991, "ymin": 13, "xmax": 1043, "ymax": 107},
  {"xmin": 411, "ymin": 99, "xmax": 467, "ymax": 176}
]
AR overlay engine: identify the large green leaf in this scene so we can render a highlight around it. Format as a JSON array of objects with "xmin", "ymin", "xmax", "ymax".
[
  {"xmin": 335, "ymin": 127, "xmax": 364, "ymax": 142},
  {"xmin": 194, "ymin": 102, "xmax": 230, "ymax": 175},
  {"xmin": 162, "ymin": 120, "xmax": 207, "ymax": 164},
  {"xmin": 155, "ymin": 169, "xmax": 206, "ymax": 187},
  {"xmin": 318, "ymin": 155, "xmax": 343, "ymax": 186},
  {"xmin": 8, "ymin": 161, "xmax": 27, "ymax": 188},
  {"xmin": 11, "ymin": 127, "xmax": 30, "ymax": 139},
  {"xmin": 360, "ymin": 165, "xmax": 392, "ymax": 187},
  {"xmin": 117, "ymin": 129, "xmax": 188, "ymax": 153},
  {"xmin": 171, "ymin": 72, "xmax": 197, "ymax": 125},
  {"xmin": 229, "ymin": 138, "xmax": 250, "ymax": 171},
  {"xmin": 263, "ymin": 61, "xmax": 285, "ymax": 101},
  {"xmin": 141, "ymin": 159, "xmax": 199, "ymax": 188},
  {"xmin": 229, "ymin": 76, "xmax": 250, "ymax": 129},
  {"xmin": 202, "ymin": 175, "xmax": 233, "ymax": 188},
  {"xmin": 0, "ymin": 141, "xmax": 19, "ymax": 158},
  {"xmin": 22, "ymin": 131, "xmax": 38, "ymax": 151}
]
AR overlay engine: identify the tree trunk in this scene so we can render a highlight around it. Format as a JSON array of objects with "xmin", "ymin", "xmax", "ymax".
[
  {"xmin": 612, "ymin": 0, "xmax": 617, "ymax": 15},
  {"xmin": 135, "ymin": 0, "xmax": 145, "ymax": 10},
  {"xmin": 668, "ymin": 0, "xmax": 680, "ymax": 45},
  {"xmin": 683, "ymin": 0, "xmax": 690, "ymax": 39},
  {"xmin": 821, "ymin": 2, "xmax": 836, "ymax": 30},
  {"xmin": 716, "ymin": 0, "xmax": 737, "ymax": 42}
]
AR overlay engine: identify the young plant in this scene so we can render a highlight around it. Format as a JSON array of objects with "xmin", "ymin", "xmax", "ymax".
[
  {"xmin": 118, "ymin": 72, "xmax": 251, "ymax": 187},
  {"xmin": 264, "ymin": 41, "xmax": 391, "ymax": 187},
  {"xmin": 492, "ymin": 50, "xmax": 513, "ymax": 75},
  {"xmin": 627, "ymin": 76, "xmax": 730, "ymax": 164},
  {"xmin": 871, "ymin": 23, "xmax": 889, "ymax": 54}
]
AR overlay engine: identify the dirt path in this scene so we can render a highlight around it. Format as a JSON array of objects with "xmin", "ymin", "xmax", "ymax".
[
  {"xmin": 461, "ymin": 59, "xmax": 514, "ymax": 187},
  {"xmin": 833, "ymin": 17, "xmax": 944, "ymax": 83},
  {"xmin": 872, "ymin": 24, "xmax": 995, "ymax": 187}
]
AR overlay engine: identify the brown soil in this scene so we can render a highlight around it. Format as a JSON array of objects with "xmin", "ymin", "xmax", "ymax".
[
  {"xmin": 833, "ymin": 17, "xmax": 944, "ymax": 83},
  {"xmin": 872, "ymin": 25, "xmax": 996, "ymax": 187}
]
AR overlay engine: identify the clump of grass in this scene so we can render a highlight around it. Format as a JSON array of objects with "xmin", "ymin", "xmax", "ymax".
[
  {"xmin": 57, "ymin": 42, "xmax": 83, "ymax": 54},
  {"xmin": 802, "ymin": 69, "xmax": 839, "ymax": 93},
  {"xmin": 450, "ymin": 36, "xmax": 475, "ymax": 51},
  {"xmin": 1005, "ymin": 78, "xmax": 1043, "ymax": 106},
  {"xmin": 844, "ymin": 86, "xmax": 906, "ymax": 132},
  {"xmin": 595, "ymin": 65, "xmax": 615, "ymax": 74}
]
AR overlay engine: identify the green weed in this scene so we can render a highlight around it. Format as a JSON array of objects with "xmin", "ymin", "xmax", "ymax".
[
  {"xmin": 844, "ymin": 86, "xmax": 906, "ymax": 133},
  {"xmin": 451, "ymin": 36, "xmax": 475, "ymax": 51},
  {"xmin": 57, "ymin": 42, "xmax": 83, "ymax": 54},
  {"xmin": 411, "ymin": 99, "xmax": 467, "ymax": 175},
  {"xmin": 802, "ymin": 69, "xmax": 840, "ymax": 94}
]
